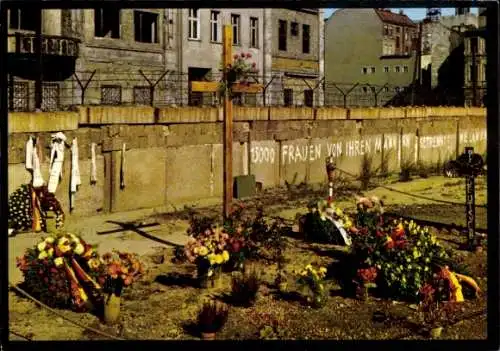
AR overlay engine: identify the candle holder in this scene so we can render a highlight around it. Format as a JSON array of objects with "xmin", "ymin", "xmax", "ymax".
[{"xmin": 325, "ymin": 156, "xmax": 336, "ymax": 202}]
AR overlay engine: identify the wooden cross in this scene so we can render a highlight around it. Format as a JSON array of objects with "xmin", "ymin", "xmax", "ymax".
[{"xmin": 191, "ymin": 25, "xmax": 263, "ymax": 219}]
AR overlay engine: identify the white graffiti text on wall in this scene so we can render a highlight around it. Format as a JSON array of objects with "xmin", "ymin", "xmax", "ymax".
[
  {"xmin": 282, "ymin": 144, "xmax": 321, "ymax": 164},
  {"xmin": 251, "ymin": 146, "xmax": 276, "ymax": 164}
]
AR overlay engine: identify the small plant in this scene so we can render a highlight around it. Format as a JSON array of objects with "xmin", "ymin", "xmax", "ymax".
[
  {"xmin": 197, "ymin": 300, "xmax": 229, "ymax": 334},
  {"xmin": 296, "ymin": 264, "xmax": 328, "ymax": 308},
  {"xmin": 359, "ymin": 154, "xmax": 375, "ymax": 190},
  {"xmin": 399, "ymin": 160, "xmax": 415, "ymax": 182},
  {"xmin": 230, "ymin": 267, "xmax": 261, "ymax": 307}
]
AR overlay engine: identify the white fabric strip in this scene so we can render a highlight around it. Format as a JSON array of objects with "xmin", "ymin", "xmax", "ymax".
[
  {"xmin": 25, "ymin": 137, "xmax": 34, "ymax": 170},
  {"xmin": 70, "ymin": 138, "xmax": 81, "ymax": 211},
  {"xmin": 90, "ymin": 142, "xmax": 97, "ymax": 184},
  {"xmin": 47, "ymin": 133, "xmax": 67, "ymax": 193},
  {"xmin": 32, "ymin": 140, "xmax": 45, "ymax": 188}
]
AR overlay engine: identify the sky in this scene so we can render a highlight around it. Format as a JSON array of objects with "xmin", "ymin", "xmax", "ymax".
[{"xmin": 323, "ymin": 8, "xmax": 479, "ymax": 21}]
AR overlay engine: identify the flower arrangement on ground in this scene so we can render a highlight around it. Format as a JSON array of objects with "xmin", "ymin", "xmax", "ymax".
[
  {"xmin": 218, "ymin": 52, "xmax": 258, "ymax": 98},
  {"xmin": 302, "ymin": 199, "xmax": 354, "ymax": 245},
  {"xmin": 184, "ymin": 226, "xmax": 231, "ymax": 287},
  {"xmin": 8, "ymin": 184, "xmax": 64, "ymax": 233},
  {"xmin": 16, "ymin": 233, "xmax": 103, "ymax": 311},
  {"xmin": 296, "ymin": 264, "xmax": 328, "ymax": 308}
]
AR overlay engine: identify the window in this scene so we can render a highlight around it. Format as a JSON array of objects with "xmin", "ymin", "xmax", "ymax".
[
  {"xmin": 404, "ymin": 32, "xmax": 408, "ymax": 41},
  {"xmin": 291, "ymin": 22, "xmax": 299, "ymax": 36},
  {"xmin": 362, "ymin": 67, "xmax": 368, "ymax": 74},
  {"xmin": 284, "ymin": 88, "xmax": 293, "ymax": 106},
  {"xmin": 395, "ymin": 66, "xmax": 401, "ymax": 73},
  {"xmin": 394, "ymin": 86, "xmax": 401, "ymax": 93},
  {"xmin": 94, "ymin": 9, "xmax": 120, "ymax": 38},
  {"xmin": 188, "ymin": 9, "xmax": 200, "ymax": 40},
  {"xmin": 384, "ymin": 25, "xmax": 389, "ymax": 35},
  {"xmin": 396, "ymin": 26, "xmax": 400, "ymax": 33},
  {"xmin": 469, "ymin": 64, "xmax": 474, "ymax": 82},
  {"xmin": 404, "ymin": 46, "xmax": 409, "ymax": 54},
  {"xmin": 9, "ymin": 9, "xmax": 38, "ymax": 31},
  {"xmin": 302, "ymin": 24, "xmax": 310, "ymax": 54},
  {"xmin": 403, "ymin": 65, "xmax": 409, "ymax": 73},
  {"xmin": 383, "ymin": 86, "xmax": 389, "ymax": 93},
  {"xmin": 362, "ymin": 86, "xmax": 368, "ymax": 94},
  {"xmin": 101, "ymin": 85, "xmax": 122, "ymax": 105},
  {"xmin": 134, "ymin": 11, "xmax": 158, "ymax": 43},
  {"xmin": 396, "ymin": 37, "xmax": 400, "ymax": 50},
  {"xmin": 231, "ymin": 14, "xmax": 241, "ymax": 45},
  {"xmin": 370, "ymin": 86, "xmax": 376, "ymax": 93},
  {"xmin": 279, "ymin": 20, "xmax": 287, "ymax": 51},
  {"xmin": 250, "ymin": 17, "xmax": 259, "ymax": 48},
  {"xmin": 304, "ymin": 89, "xmax": 314, "ymax": 107},
  {"xmin": 370, "ymin": 67, "xmax": 376, "ymax": 74},
  {"xmin": 384, "ymin": 66, "xmax": 389, "ymax": 73},
  {"xmin": 210, "ymin": 11, "xmax": 220, "ymax": 42},
  {"xmin": 133, "ymin": 86, "xmax": 151, "ymax": 105}
]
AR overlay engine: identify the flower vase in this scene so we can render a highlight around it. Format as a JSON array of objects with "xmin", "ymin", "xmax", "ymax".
[
  {"xmin": 197, "ymin": 261, "xmax": 210, "ymax": 288},
  {"xmin": 103, "ymin": 293, "xmax": 121, "ymax": 325}
]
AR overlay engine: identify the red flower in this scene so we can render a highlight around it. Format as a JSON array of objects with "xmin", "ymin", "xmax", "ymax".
[
  {"xmin": 385, "ymin": 237, "xmax": 395, "ymax": 249},
  {"xmin": 246, "ymin": 53, "xmax": 252, "ymax": 58},
  {"xmin": 376, "ymin": 230, "xmax": 384, "ymax": 238},
  {"xmin": 357, "ymin": 267, "xmax": 378, "ymax": 282}
]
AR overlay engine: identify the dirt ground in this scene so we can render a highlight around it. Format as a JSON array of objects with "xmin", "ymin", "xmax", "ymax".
[{"xmin": 8, "ymin": 174, "xmax": 488, "ymax": 341}]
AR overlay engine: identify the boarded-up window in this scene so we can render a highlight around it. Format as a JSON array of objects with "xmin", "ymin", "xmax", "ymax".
[
  {"xmin": 101, "ymin": 85, "xmax": 122, "ymax": 105},
  {"xmin": 133, "ymin": 86, "xmax": 151, "ymax": 105},
  {"xmin": 9, "ymin": 81, "xmax": 29, "ymax": 111},
  {"xmin": 284, "ymin": 88, "xmax": 293, "ymax": 106},
  {"xmin": 304, "ymin": 89, "xmax": 313, "ymax": 107},
  {"xmin": 42, "ymin": 83, "xmax": 60, "ymax": 111}
]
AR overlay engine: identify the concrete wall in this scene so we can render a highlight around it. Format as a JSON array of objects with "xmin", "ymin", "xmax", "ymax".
[{"xmin": 8, "ymin": 106, "xmax": 487, "ymax": 218}]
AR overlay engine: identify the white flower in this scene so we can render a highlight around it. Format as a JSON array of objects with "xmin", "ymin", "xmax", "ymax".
[
  {"xmin": 38, "ymin": 251, "xmax": 48, "ymax": 260},
  {"xmin": 45, "ymin": 236, "xmax": 55, "ymax": 244},
  {"xmin": 37, "ymin": 241, "xmax": 47, "ymax": 252},
  {"xmin": 54, "ymin": 257, "xmax": 64, "ymax": 267},
  {"xmin": 69, "ymin": 233, "xmax": 79, "ymax": 243},
  {"xmin": 58, "ymin": 237, "xmax": 70, "ymax": 245},
  {"xmin": 74, "ymin": 244, "xmax": 85, "ymax": 255},
  {"xmin": 208, "ymin": 269, "xmax": 214, "ymax": 277}
]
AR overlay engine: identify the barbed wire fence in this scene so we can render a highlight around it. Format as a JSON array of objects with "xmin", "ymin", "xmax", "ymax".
[{"xmin": 7, "ymin": 70, "xmax": 477, "ymax": 112}]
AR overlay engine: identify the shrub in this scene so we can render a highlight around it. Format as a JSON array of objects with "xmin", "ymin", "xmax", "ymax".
[
  {"xmin": 197, "ymin": 300, "xmax": 229, "ymax": 334},
  {"xmin": 296, "ymin": 264, "xmax": 328, "ymax": 308},
  {"xmin": 399, "ymin": 160, "xmax": 415, "ymax": 182},
  {"xmin": 359, "ymin": 154, "xmax": 375, "ymax": 190},
  {"xmin": 230, "ymin": 268, "xmax": 261, "ymax": 307}
]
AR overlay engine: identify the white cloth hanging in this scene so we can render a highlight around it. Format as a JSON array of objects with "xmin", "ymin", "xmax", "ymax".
[
  {"xmin": 120, "ymin": 143, "xmax": 126, "ymax": 189},
  {"xmin": 90, "ymin": 142, "xmax": 97, "ymax": 185},
  {"xmin": 47, "ymin": 132, "xmax": 67, "ymax": 193},
  {"xmin": 25, "ymin": 137, "xmax": 34, "ymax": 170},
  {"xmin": 70, "ymin": 138, "xmax": 81, "ymax": 211},
  {"xmin": 32, "ymin": 141, "xmax": 45, "ymax": 188}
]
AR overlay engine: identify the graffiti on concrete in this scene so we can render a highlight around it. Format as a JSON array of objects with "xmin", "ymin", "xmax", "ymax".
[
  {"xmin": 459, "ymin": 129, "xmax": 487, "ymax": 145},
  {"xmin": 282, "ymin": 144, "xmax": 321, "ymax": 164},
  {"xmin": 251, "ymin": 146, "xmax": 276, "ymax": 164}
]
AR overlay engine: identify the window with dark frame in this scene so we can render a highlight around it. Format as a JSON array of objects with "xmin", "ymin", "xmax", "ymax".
[
  {"xmin": 403, "ymin": 65, "xmax": 409, "ymax": 73},
  {"xmin": 210, "ymin": 11, "xmax": 220, "ymax": 42},
  {"xmin": 383, "ymin": 24, "xmax": 389, "ymax": 35},
  {"xmin": 362, "ymin": 67, "xmax": 368, "ymax": 74},
  {"xmin": 395, "ymin": 66, "xmax": 401, "ymax": 73},
  {"xmin": 9, "ymin": 9, "xmax": 38, "ymax": 31},
  {"xmin": 134, "ymin": 11, "xmax": 158, "ymax": 43},
  {"xmin": 231, "ymin": 14, "xmax": 241, "ymax": 45},
  {"xmin": 302, "ymin": 24, "xmax": 310, "ymax": 54},
  {"xmin": 384, "ymin": 66, "xmax": 389, "ymax": 73},
  {"xmin": 395, "ymin": 37, "xmax": 400, "ymax": 50},
  {"xmin": 133, "ymin": 86, "xmax": 151, "ymax": 105},
  {"xmin": 101, "ymin": 85, "xmax": 122, "ymax": 105},
  {"xmin": 284, "ymin": 88, "xmax": 293, "ymax": 106},
  {"xmin": 250, "ymin": 17, "xmax": 259, "ymax": 48},
  {"xmin": 291, "ymin": 22, "xmax": 299, "ymax": 36},
  {"xmin": 304, "ymin": 89, "xmax": 314, "ymax": 107},
  {"xmin": 94, "ymin": 9, "xmax": 120, "ymax": 39},
  {"xmin": 279, "ymin": 20, "xmax": 287, "ymax": 51},
  {"xmin": 370, "ymin": 66, "xmax": 376, "ymax": 74}
]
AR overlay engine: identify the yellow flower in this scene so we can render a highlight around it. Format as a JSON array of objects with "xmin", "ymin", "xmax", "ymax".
[
  {"xmin": 319, "ymin": 284, "xmax": 324, "ymax": 291},
  {"xmin": 319, "ymin": 267, "xmax": 327, "ymax": 274},
  {"xmin": 193, "ymin": 247, "xmax": 200, "ymax": 255},
  {"xmin": 88, "ymin": 258, "xmax": 100, "ymax": 270},
  {"xmin": 198, "ymin": 246, "xmax": 209, "ymax": 256},
  {"xmin": 37, "ymin": 241, "xmax": 47, "ymax": 252},
  {"xmin": 215, "ymin": 254, "xmax": 224, "ymax": 265},
  {"xmin": 47, "ymin": 248, "xmax": 54, "ymax": 257},
  {"xmin": 335, "ymin": 208, "xmax": 343, "ymax": 217},
  {"xmin": 222, "ymin": 250, "xmax": 230, "ymax": 262},
  {"xmin": 305, "ymin": 264, "xmax": 313, "ymax": 271},
  {"xmin": 430, "ymin": 235, "xmax": 437, "ymax": 244},
  {"xmin": 58, "ymin": 243, "xmax": 71, "ymax": 254},
  {"xmin": 344, "ymin": 220, "xmax": 352, "ymax": 228},
  {"xmin": 300, "ymin": 270, "xmax": 307, "ymax": 276},
  {"xmin": 38, "ymin": 251, "xmax": 48, "ymax": 260},
  {"xmin": 74, "ymin": 244, "xmax": 85, "ymax": 255},
  {"xmin": 208, "ymin": 254, "xmax": 216, "ymax": 265},
  {"xmin": 69, "ymin": 233, "xmax": 79, "ymax": 242},
  {"xmin": 54, "ymin": 257, "xmax": 64, "ymax": 267},
  {"xmin": 45, "ymin": 236, "xmax": 55, "ymax": 244}
]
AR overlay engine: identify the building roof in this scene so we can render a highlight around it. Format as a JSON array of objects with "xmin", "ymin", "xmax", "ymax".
[{"xmin": 375, "ymin": 9, "xmax": 417, "ymax": 27}]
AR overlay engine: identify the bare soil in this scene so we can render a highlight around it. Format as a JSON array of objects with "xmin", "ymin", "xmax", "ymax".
[{"xmin": 8, "ymin": 175, "xmax": 488, "ymax": 341}]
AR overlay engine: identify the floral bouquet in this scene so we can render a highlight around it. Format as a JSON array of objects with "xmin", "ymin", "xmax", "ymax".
[
  {"xmin": 184, "ymin": 226, "xmax": 231, "ymax": 287},
  {"xmin": 303, "ymin": 199, "xmax": 354, "ymax": 245},
  {"xmin": 100, "ymin": 250, "xmax": 144, "ymax": 296},
  {"xmin": 218, "ymin": 52, "xmax": 258, "ymax": 98},
  {"xmin": 8, "ymin": 184, "xmax": 64, "ymax": 233},
  {"xmin": 296, "ymin": 264, "xmax": 328, "ymax": 308},
  {"xmin": 16, "ymin": 233, "xmax": 104, "ymax": 311}
]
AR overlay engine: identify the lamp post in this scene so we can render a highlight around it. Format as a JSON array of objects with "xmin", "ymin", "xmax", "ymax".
[{"xmin": 325, "ymin": 155, "xmax": 336, "ymax": 203}]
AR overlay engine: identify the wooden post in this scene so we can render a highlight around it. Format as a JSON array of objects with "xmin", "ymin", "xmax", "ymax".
[{"xmin": 222, "ymin": 25, "xmax": 233, "ymax": 220}]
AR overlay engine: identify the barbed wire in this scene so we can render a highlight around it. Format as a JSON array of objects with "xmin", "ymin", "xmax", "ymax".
[
  {"xmin": 8, "ymin": 69, "xmax": 479, "ymax": 112},
  {"xmin": 9, "ymin": 283, "xmax": 126, "ymax": 341}
]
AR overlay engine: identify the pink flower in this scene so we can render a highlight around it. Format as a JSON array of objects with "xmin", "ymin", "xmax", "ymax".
[{"xmin": 246, "ymin": 53, "xmax": 252, "ymax": 58}]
